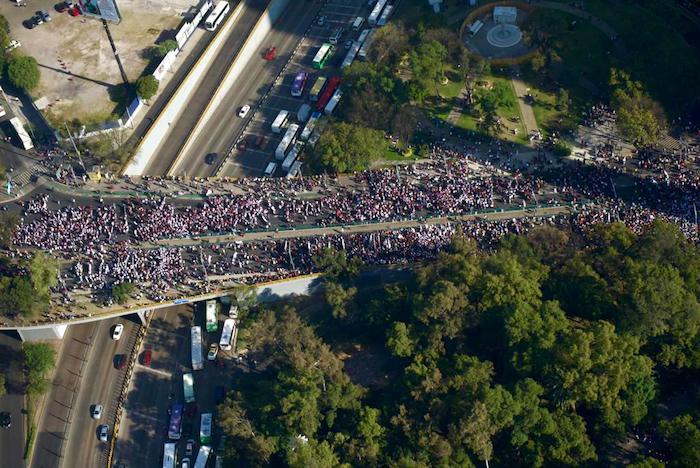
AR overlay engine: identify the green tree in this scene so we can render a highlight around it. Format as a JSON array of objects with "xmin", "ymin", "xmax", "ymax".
[
  {"xmin": 0, "ymin": 373, "xmax": 6, "ymax": 396},
  {"xmin": 313, "ymin": 247, "xmax": 363, "ymax": 281},
  {"xmin": 410, "ymin": 40, "xmax": 447, "ymax": 96},
  {"xmin": 553, "ymin": 139, "xmax": 572, "ymax": 157},
  {"xmin": 555, "ymin": 88, "xmax": 569, "ymax": 111},
  {"xmin": 112, "ymin": 282, "xmax": 134, "ymax": 304},
  {"xmin": 0, "ymin": 276, "xmax": 41, "ymax": 318},
  {"xmin": 368, "ymin": 22, "xmax": 409, "ymax": 66},
  {"xmin": 7, "ymin": 56, "xmax": 40, "ymax": 92},
  {"xmin": 157, "ymin": 39, "xmax": 178, "ymax": 57},
  {"xmin": 324, "ymin": 281, "xmax": 357, "ymax": 320},
  {"xmin": 23, "ymin": 343, "xmax": 55, "ymax": 396},
  {"xmin": 28, "ymin": 251, "xmax": 59, "ymax": 300},
  {"xmin": 287, "ymin": 438, "xmax": 343, "ymax": 468},
  {"xmin": 312, "ymin": 122, "xmax": 384, "ymax": 173},
  {"xmin": 387, "ymin": 322, "xmax": 414, "ymax": 358},
  {"xmin": 0, "ymin": 212, "xmax": 18, "ymax": 248},
  {"xmin": 609, "ymin": 69, "xmax": 666, "ymax": 147},
  {"xmin": 659, "ymin": 414, "xmax": 700, "ymax": 468},
  {"xmin": 136, "ymin": 75, "xmax": 159, "ymax": 100},
  {"xmin": 530, "ymin": 51, "xmax": 546, "ymax": 73}
]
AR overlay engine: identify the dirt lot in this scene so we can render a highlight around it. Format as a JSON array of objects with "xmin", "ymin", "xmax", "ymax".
[{"xmin": 0, "ymin": 0, "xmax": 195, "ymax": 126}]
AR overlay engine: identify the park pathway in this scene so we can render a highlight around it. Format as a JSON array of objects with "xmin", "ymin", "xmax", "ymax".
[{"xmin": 511, "ymin": 78, "xmax": 539, "ymax": 136}]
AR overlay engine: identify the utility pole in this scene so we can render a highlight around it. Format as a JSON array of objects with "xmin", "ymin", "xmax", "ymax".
[
  {"xmin": 102, "ymin": 19, "xmax": 129, "ymax": 88},
  {"xmin": 64, "ymin": 123, "xmax": 87, "ymax": 172}
]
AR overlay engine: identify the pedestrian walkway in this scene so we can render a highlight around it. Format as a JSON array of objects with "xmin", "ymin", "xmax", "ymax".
[
  {"xmin": 511, "ymin": 78, "xmax": 539, "ymax": 136},
  {"xmin": 446, "ymin": 86, "xmax": 469, "ymax": 125}
]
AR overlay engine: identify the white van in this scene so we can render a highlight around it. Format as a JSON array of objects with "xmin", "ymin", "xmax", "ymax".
[{"xmin": 352, "ymin": 17, "xmax": 364, "ymax": 31}]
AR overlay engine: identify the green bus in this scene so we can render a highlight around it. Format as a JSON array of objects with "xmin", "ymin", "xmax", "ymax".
[{"xmin": 312, "ymin": 43, "xmax": 335, "ymax": 70}]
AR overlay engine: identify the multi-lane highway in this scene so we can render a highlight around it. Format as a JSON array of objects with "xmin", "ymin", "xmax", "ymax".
[
  {"xmin": 31, "ymin": 318, "xmax": 140, "ymax": 468},
  {"xmin": 0, "ymin": 332, "xmax": 25, "ymax": 468},
  {"xmin": 140, "ymin": 0, "xmax": 270, "ymax": 176},
  {"xmin": 172, "ymin": 0, "xmax": 370, "ymax": 178}
]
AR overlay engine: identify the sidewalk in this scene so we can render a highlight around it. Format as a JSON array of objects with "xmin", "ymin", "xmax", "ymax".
[{"xmin": 511, "ymin": 78, "xmax": 539, "ymax": 136}]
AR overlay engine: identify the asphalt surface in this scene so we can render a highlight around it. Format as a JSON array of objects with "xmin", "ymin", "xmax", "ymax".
[
  {"xmin": 212, "ymin": 0, "xmax": 371, "ymax": 178},
  {"xmin": 114, "ymin": 304, "xmax": 240, "ymax": 466},
  {"xmin": 0, "ymin": 332, "xmax": 25, "ymax": 468},
  {"xmin": 53, "ymin": 318, "xmax": 139, "ymax": 468},
  {"xmin": 141, "ymin": 0, "xmax": 270, "ymax": 176},
  {"xmin": 171, "ymin": 0, "xmax": 327, "ymax": 177}
]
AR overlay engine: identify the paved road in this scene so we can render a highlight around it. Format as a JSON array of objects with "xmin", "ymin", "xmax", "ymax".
[
  {"xmin": 58, "ymin": 318, "xmax": 140, "ymax": 468},
  {"xmin": 171, "ymin": 0, "xmax": 324, "ymax": 178},
  {"xmin": 141, "ymin": 0, "xmax": 270, "ymax": 176},
  {"xmin": 114, "ymin": 304, "xmax": 237, "ymax": 466},
  {"xmin": 0, "ymin": 332, "xmax": 25, "ymax": 468}
]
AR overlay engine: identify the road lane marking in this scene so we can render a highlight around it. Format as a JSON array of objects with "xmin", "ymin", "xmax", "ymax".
[{"xmin": 134, "ymin": 365, "xmax": 172, "ymax": 378}]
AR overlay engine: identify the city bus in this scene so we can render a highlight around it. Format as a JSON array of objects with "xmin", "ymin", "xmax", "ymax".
[
  {"xmin": 312, "ymin": 43, "xmax": 334, "ymax": 69},
  {"xmin": 291, "ymin": 72, "xmax": 309, "ymax": 97},
  {"xmin": 309, "ymin": 76, "xmax": 327, "ymax": 101},
  {"xmin": 377, "ymin": 4, "xmax": 394, "ymax": 26},
  {"xmin": 271, "ymin": 110, "xmax": 289, "ymax": 134},
  {"xmin": 205, "ymin": 300, "xmax": 218, "ymax": 333},
  {"xmin": 368, "ymin": 0, "xmax": 387, "ymax": 26},
  {"xmin": 324, "ymin": 89, "xmax": 343, "ymax": 115},
  {"xmin": 357, "ymin": 29, "xmax": 375, "ymax": 60},
  {"xmin": 301, "ymin": 112, "xmax": 321, "ymax": 141},
  {"xmin": 200, "ymin": 412, "xmax": 213, "ymax": 444},
  {"xmin": 167, "ymin": 403, "xmax": 184, "ymax": 440},
  {"xmin": 219, "ymin": 318, "xmax": 236, "ymax": 351},
  {"xmin": 357, "ymin": 28, "xmax": 371, "ymax": 45},
  {"xmin": 191, "ymin": 326, "xmax": 203, "ymax": 370},
  {"xmin": 341, "ymin": 41, "xmax": 361, "ymax": 68},
  {"xmin": 183, "ymin": 372, "xmax": 195, "ymax": 403},
  {"xmin": 204, "ymin": 1, "xmax": 230, "ymax": 31},
  {"xmin": 194, "ymin": 446, "xmax": 211, "ymax": 468},
  {"xmin": 316, "ymin": 76, "xmax": 341, "ymax": 111},
  {"xmin": 163, "ymin": 442, "xmax": 177, "ymax": 468},
  {"xmin": 275, "ymin": 123, "xmax": 299, "ymax": 160}
]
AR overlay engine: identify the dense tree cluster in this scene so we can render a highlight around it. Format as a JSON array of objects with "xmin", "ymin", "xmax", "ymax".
[
  {"xmin": 609, "ymin": 69, "xmax": 666, "ymax": 148},
  {"xmin": 219, "ymin": 220, "xmax": 700, "ymax": 467},
  {"xmin": 0, "ymin": 251, "xmax": 59, "ymax": 319}
]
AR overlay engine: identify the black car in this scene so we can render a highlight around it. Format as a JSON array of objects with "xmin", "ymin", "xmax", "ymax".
[
  {"xmin": 0, "ymin": 412, "xmax": 11, "ymax": 428},
  {"xmin": 205, "ymin": 153, "xmax": 217, "ymax": 165}
]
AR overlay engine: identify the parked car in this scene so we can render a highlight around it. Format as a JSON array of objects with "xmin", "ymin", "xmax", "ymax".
[
  {"xmin": 207, "ymin": 343, "xmax": 218, "ymax": 361},
  {"xmin": 98, "ymin": 425, "xmax": 109, "ymax": 442},
  {"xmin": 91, "ymin": 404, "xmax": 103, "ymax": 419},
  {"xmin": 185, "ymin": 439, "xmax": 195, "ymax": 456},
  {"xmin": 254, "ymin": 134, "xmax": 267, "ymax": 148},
  {"xmin": 0, "ymin": 412, "xmax": 11, "ymax": 428},
  {"xmin": 114, "ymin": 354, "xmax": 126, "ymax": 370},
  {"xmin": 24, "ymin": 19, "xmax": 36, "ymax": 29},
  {"xmin": 32, "ymin": 15, "xmax": 44, "ymax": 26},
  {"xmin": 5, "ymin": 40, "xmax": 21, "ymax": 52},
  {"xmin": 181, "ymin": 458, "xmax": 191, "ymax": 468},
  {"xmin": 264, "ymin": 46, "xmax": 276, "ymax": 61},
  {"xmin": 345, "ymin": 40, "xmax": 353, "ymax": 50},
  {"xmin": 317, "ymin": 15, "xmax": 326, "ymax": 26},
  {"xmin": 238, "ymin": 105, "xmax": 250, "ymax": 118},
  {"xmin": 111, "ymin": 323, "xmax": 124, "ymax": 340},
  {"xmin": 141, "ymin": 348, "xmax": 152, "ymax": 366},
  {"xmin": 68, "ymin": 6, "xmax": 81, "ymax": 16},
  {"xmin": 38, "ymin": 9, "xmax": 52, "ymax": 21}
]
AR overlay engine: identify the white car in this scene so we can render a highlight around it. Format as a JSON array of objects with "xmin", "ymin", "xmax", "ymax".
[
  {"xmin": 181, "ymin": 458, "xmax": 191, "ymax": 468},
  {"xmin": 91, "ymin": 404, "xmax": 103, "ymax": 419},
  {"xmin": 111, "ymin": 323, "xmax": 124, "ymax": 340},
  {"xmin": 238, "ymin": 105, "xmax": 250, "ymax": 118},
  {"xmin": 5, "ymin": 40, "xmax": 20, "ymax": 52},
  {"xmin": 207, "ymin": 343, "xmax": 219, "ymax": 361},
  {"xmin": 98, "ymin": 424, "xmax": 109, "ymax": 442}
]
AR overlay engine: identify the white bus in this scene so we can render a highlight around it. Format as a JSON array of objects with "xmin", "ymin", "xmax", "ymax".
[
  {"xmin": 377, "ymin": 4, "xmax": 394, "ymax": 26},
  {"xmin": 200, "ymin": 412, "xmax": 213, "ymax": 444},
  {"xmin": 282, "ymin": 143, "xmax": 302, "ymax": 172},
  {"xmin": 183, "ymin": 372, "xmax": 195, "ymax": 403},
  {"xmin": 368, "ymin": 0, "xmax": 387, "ymax": 26},
  {"xmin": 341, "ymin": 41, "xmax": 361, "ymax": 68},
  {"xmin": 194, "ymin": 446, "xmax": 211, "ymax": 468},
  {"xmin": 219, "ymin": 318, "xmax": 236, "ymax": 351},
  {"xmin": 275, "ymin": 123, "xmax": 299, "ymax": 160},
  {"xmin": 324, "ymin": 89, "xmax": 342, "ymax": 115},
  {"xmin": 205, "ymin": 300, "xmax": 218, "ymax": 333},
  {"xmin": 357, "ymin": 28, "xmax": 371, "ymax": 45},
  {"xmin": 271, "ymin": 110, "xmax": 289, "ymax": 134},
  {"xmin": 300, "ymin": 112, "xmax": 321, "ymax": 141},
  {"xmin": 204, "ymin": 1, "xmax": 230, "ymax": 31},
  {"xmin": 191, "ymin": 326, "xmax": 204, "ymax": 370},
  {"xmin": 163, "ymin": 442, "xmax": 177, "ymax": 468},
  {"xmin": 287, "ymin": 161, "xmax": 302, "ymax": 178},
  {"xmin": 357, "ymin": 29, "xmax": 375, "ymax": 60},
  {"xmin": 264, "ymin": 161, "xmax": 278, "ymax": 176}
]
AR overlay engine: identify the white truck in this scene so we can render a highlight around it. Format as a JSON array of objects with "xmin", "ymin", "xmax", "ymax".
[{"xmin": 271, "ymin": 110, "xmax": 289, "ymax": 134}]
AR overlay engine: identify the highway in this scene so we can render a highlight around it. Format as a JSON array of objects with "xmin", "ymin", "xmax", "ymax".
[
  {"xmin": 141, "ymin": 0, "xmax": 270, "ymax": 176},
  {"xmin": 57, "ymin": 318, "xmax": 140, "ymax": 468},
  {"xmin": 170, "ymin": 0, "xmax": 335, "ymax": 177},
  {"xmin": 0, "ymin": 332, "xmax": 25, "ymax": 468}
]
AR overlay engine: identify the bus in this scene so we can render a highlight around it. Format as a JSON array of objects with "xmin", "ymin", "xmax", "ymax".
[
  {"xmin": 200, "ymin": 412, "xmax": 213, "ymax": 444},
  {"xmin": 324, "ymin": 89, "xmax": 343, "ymax": 115},
  {"xmin": 205, "ymin": 300, "xmax": 218, "ymax": 333},
  {"xmin": 377, "ymin": 4, "xmax": 394, "ymax": 26},
  {"xmin": 368, "ymin": 0, "xmax": 387, "ymax": 26},
  {"xmin": 291, "ymin": 72, "xmax": 309, "ymax": 97},
  {"xmin": 219, "ymin": 318, "xmax": 236, "ymax": 351},
  {"xmin": 357, "ymin": 28, "xmax": 371, "ymax": 45},
  {"xmin": 312, "ymin": 43, "xmax": 335, "ymax": 69},
  {"xmin": 271, "ymin": 110, "xmax": 289, "ymax": 134},
  {"xmin": 301, "ymin": 112, "xmax": 321, "ymax": 141},
  {"xmin": 287, "ymin": 160, "xmax": 302, "ymax": 178},
  {"xmin": 204, "ymin": 1, "xmax": 230, "ymax": 31},
  {"xmin": 282, "ymin": 143, "xmax": 302, "ymax": 172},
  {"xmin": 167, "ymin": 403, "xmax": 184, "ymax": 440},
  {"xmin": 183, "ymin": 373, "xmax": 195, "ymax": 403},
  {"xmin": 309, "ymin": 76, "xmax": 327, "ymax": 101},
  {"xmin": 316, "ymin": 76, "xmax": 341, "ymax": 111},
  {"xmin": 357, "ymin": 29, "xmax": 375, "ymax": 60},
  {"xmin": 163, "ymin": 442, "xmax": 177, "ymax": 468},
  {"xmin": 275, "ymin": 123, "xmax": 299, "ymax": 160},
  {"xmin": 341, "ymin": 41, "xmax": 361, "ymax": 68},
  {"xmin": 191, "ymin": 326, "xmax": 203, "ymax": 371},
  {"xmin": 194, "ymin": 446, "xmax": 211, "ymax": 468}
]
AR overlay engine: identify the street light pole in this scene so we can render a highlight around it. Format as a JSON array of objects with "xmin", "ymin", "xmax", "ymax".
[{"xmin": 102, "ymin": 19, "xmax": 130, "ymax": 88}]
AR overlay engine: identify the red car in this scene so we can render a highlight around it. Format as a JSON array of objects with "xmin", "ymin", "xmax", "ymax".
[
  {"xmin": 141, "ymin": 348, "xmax": 152, "ymax": 366},
  {"xmin": 264, "ymin": 47, "xmax": 276, "ymax": 61},
  {"xmin": 68, "ymin": 6, "xmax": 81, "ymax": 16},
  {"xmin": 255, "ymin": 134, "xmax": 267, "ymax": 148}
]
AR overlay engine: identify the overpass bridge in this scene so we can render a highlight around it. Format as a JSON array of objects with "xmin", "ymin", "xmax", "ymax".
[{"xmin": 5, "ymin": 275, "xmax": 320, "ymax": 341}]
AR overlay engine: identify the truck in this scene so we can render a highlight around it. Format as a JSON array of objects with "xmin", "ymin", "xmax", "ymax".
[
  {"xmin": 368, "ymin": 0, "xmax": 387, "ymax": 26},
  {"xmin": 357, "ymin": 29, "xmax": 375, "ymax": 60},
  {"xmin": 282, "ymin": 143, "xmax": 302, "ymax": 172},
  {"xmin": 275, "ymin": 124, "xmax": 299, "ymax": 160},
  {"xmin": 324, "ymin": 89, "xmax": 343, "ymax": 115},
  {"xmin": 341, "ymin": 41, "xmax": 361, "ymax": 68},
  {"xmin": 300, "ymin": 112, "xmax": 321, "ymax": 141},
  {"xmin": 271, "ymin": 110, "xmax": 289, "ymax": 134}
]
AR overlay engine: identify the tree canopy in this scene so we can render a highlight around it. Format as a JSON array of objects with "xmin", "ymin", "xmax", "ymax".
[
  {"xmin": 136, "ymin": 75, "xmax": 159, "ymax": 100},
  {"xmin": 311, "ymin": 122, "xmax": 384, "ymax": 173},
  {"xmin": 7, "ymin": 56, "xmax": 40, "ymax": 92}
]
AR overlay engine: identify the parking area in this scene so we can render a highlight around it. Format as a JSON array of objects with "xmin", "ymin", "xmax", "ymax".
[
  {"xmin": 114, "ymin": 302, "xmax": 243, "ymax": 467},
  {"xmin": 0, "ymin": 0, "xmax": 196, "ymax": 124},
  {"xmin": 218, "ymin": 0, "xmax": 373, "ymax": 178}
]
